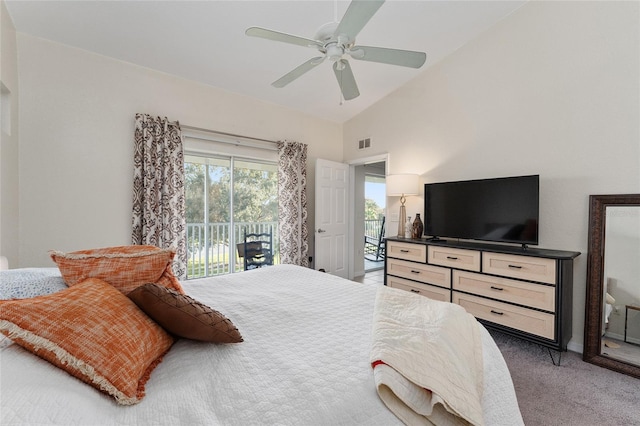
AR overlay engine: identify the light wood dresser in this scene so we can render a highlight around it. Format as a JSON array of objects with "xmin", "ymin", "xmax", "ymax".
[{"xmin": 385, "ymin": 237, "xmax": 580, "ymax": 351}]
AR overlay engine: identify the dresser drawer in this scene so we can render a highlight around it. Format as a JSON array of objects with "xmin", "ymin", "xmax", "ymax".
[
  {"xmin": 428, "ymin": 246, "xmax": 481, "ymax": 272},
  {"xmin": 387, "ymin": 240, "xmax": 427, "ymax": 263},
  {"xmin": 388, "ymin": 276, "xmax": 451, "ymax": 302},
  {"xmin": 453, "ymin": 270, "xmax": 555, "ymax": 312},
  {"xmin": 482, "ymin": 253, "xmax": 556, "ymax": 285},
  {"xmin": 387, "ymin": 258, "xmax": 451, "ymax": 288},
  {"xmin": 453, "ymin": 292, "xmax": 555, "ymax": 340}
]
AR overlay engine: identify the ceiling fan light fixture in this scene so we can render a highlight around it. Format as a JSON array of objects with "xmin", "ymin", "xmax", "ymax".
[{"xmin": 326, "ymin": 44, "xmax": 344, "ymax": 62}]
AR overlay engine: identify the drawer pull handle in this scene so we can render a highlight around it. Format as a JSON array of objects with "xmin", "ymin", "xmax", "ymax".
[
  {"xmin": 508, "ymin": 264, "xmax": 522, "ymax": 269},
  {"xmin": 490, "ymin": 286, "xmax": 504, "ymax": 291},
  {"xmin": 400, "ymin": 249, "xmax": 410, "ymax": 253},
  {"xmin": 410, "ymin": 289, "xmax": 420, "ymax": 293},
  {"xmin": 490, "ymin": 310, "xmax": 504, "ymax": 316},
  {"xmin": 447, "ymin": 256, "xmax": 458, "ymax": 260},
  {"xmin": 410, "ymin": 270, "xmax": 421, "ymax": 274}
]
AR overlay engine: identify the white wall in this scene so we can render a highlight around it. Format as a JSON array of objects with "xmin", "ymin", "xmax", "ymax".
[
  {"xmin": 0, "ymin": 0, "xmax": 19, "ymax": 267},
  {"xmin": 343, "ymin": 1, "xmax": 640, "ymax": 351},
  {"xmin": 17, "ymin": 34, "xmax": 342, "ymax": 267}
]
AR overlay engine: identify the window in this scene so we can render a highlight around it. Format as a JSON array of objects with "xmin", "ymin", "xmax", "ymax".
[{"xmin": 184, "ymin": 154, "xmax": 279, "ymax": 278}]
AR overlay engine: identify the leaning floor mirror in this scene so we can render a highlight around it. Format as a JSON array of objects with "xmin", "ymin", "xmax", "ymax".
[{"xmin": 584, "ymin": 194, "xmax": 640, "ymax": 379}]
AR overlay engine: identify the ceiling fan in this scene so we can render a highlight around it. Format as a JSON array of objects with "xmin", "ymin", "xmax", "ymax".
[{"xmin": 245, "ymin": 0, "xmax": 426, "ymax": 101}]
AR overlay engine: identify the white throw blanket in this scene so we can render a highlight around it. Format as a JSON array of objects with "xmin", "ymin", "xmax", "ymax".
[{"xmin": 371, "ymin": 286, "xmax": 485, "ymax": 426}]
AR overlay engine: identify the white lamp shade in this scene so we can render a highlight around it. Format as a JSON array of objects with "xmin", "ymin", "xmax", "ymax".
[{"xmin": 386, "ymin": 174, "xmax": 419, "ymax": 196}]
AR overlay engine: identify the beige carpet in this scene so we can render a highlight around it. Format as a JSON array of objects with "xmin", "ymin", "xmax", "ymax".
[{"xmin": 490, "ymin": 330, "xmax": 640, "ymax": 426}]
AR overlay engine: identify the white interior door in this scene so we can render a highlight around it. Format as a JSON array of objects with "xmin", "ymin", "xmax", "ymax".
[{"xmin": 315, "ymin": 158, "xmax": 349, "ymax": 278}]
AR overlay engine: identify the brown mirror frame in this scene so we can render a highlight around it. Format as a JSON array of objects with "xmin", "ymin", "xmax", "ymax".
[{"xmin": 583, "ymin": 194, "xmax": 640, "ymax": 379}]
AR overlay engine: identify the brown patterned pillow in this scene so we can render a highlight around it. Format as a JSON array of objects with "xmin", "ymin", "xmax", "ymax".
[{"xmin": 128, "ymin": 283, "xmax": 243, "ymax": 343}]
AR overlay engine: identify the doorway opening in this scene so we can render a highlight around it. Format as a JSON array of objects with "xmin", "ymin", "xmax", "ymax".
[
  {"xmin": 364, "ymin": 167, "xmax": 385, "ymax": 272},
  {"xmin": 349, "ymin": 154, "xmax": 388, "ymax": 280}
]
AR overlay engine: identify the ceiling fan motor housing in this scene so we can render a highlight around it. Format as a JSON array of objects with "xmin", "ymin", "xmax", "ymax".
[{"xmin": 315, "ymin": 21, "xmax": 340, "ymax": 42}]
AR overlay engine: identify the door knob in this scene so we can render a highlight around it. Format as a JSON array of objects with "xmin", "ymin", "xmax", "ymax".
[{"xmin": 317, "ymin": 228, "xmax": 326, "ymax": 233}]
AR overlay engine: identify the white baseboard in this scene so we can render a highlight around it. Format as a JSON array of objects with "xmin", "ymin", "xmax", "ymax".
[
  {"xmin": 569, "ymin": 333, "xmax": 640, "ymax": 355},
  {"xmin": 567, "ymin": 341, "xmax": 583, "ymax": 354}
]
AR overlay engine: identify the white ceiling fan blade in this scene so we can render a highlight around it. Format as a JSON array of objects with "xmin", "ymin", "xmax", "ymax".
[
  {"xmin": 350, "ymin": 45, "xmax": 426, "ymax": 69},
  {"xmin": 333, "ymin": 60, "xmax": 360, "ymax": 101},
  {"xmin": 246, "ymin": 27, "xmax": 323, "ymax": 49},
  {"xmin": 272, "ymin": 57, "xmax": 326, "ymax": 88},
  {"xmin": 334, "ymin": 0, "xmax": 385, "ymax": 40}
]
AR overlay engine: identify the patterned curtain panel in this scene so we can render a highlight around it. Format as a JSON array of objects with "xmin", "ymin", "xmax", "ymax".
[
  {"xmin": 131, "ymin": 113, "xmax": 187, "ymax": 279},
  {"xmin": 277, "ymin": 141, "xmax": 309, "ymax": 267}
]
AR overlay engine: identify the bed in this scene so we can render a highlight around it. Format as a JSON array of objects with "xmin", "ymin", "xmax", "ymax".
[{"xmin": 1, "ymin": 263, "xmax": 523, "ymax": 425}]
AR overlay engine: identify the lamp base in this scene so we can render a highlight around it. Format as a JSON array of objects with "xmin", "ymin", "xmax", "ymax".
[{"xmin": 397, "ymin": 204, "xmax": 406, "ymax": 237}]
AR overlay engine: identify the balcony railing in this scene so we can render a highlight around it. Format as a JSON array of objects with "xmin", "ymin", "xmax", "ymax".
[
  {"xmin": 364, "ymin": 218, "xmax": 385, "ymax": 239},
  {"xmin": 188, "ymin": 219, "xmax": 382, "ymax": 279},
  {"xmin": 186, "ymin": 221, "xmax": 279, "ymax": 279}
]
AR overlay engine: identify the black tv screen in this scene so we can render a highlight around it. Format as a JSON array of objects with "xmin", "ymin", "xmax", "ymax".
[{"xmin": 424, "ymin": 175, "xmax": 539, "ymax": 245}]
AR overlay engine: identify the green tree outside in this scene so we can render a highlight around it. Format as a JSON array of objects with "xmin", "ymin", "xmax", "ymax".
[
  {"xmin": 365, "ymin": 198, "xmax": 383, "ymax": 220},
  {"xmin": 185, "ymin": 157, "xmax": 277, "ymax": 225}
]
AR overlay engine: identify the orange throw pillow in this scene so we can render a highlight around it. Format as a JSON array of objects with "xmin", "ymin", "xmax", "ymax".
[
  {"xmin": 50, "ymin": 245, "xmax": 183, "ymax": 294},
  {"xmin": 0, "ymin": 277, "xmax": 175, "ymax": 405}
]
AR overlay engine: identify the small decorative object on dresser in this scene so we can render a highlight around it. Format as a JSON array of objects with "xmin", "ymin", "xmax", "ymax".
[
  {"xmin": 404, "ymin": 216, "xmax": 412, "ymax": 239},
  {"xmin": 411, "ymin": 214, "xmax": 424, "ymax": 239}
]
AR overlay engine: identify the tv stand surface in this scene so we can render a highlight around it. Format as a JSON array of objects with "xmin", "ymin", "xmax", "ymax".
[
  {"xmin": 419, "ymin": 238, "xmax": 578, "ymax": 259},
  {"xmin": 384, "ymin": 237, "xmax": 580, "ymax": 351}
]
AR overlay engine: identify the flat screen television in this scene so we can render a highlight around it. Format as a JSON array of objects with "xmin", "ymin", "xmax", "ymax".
[{"xmin": 424, "ymin": 174, "xmax": 539, "ymax": 246}]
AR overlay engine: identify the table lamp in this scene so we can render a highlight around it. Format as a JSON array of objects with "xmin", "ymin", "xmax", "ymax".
[{"xmin": 386, "ymin": 174, "xmax": 419, "ymax": 237}]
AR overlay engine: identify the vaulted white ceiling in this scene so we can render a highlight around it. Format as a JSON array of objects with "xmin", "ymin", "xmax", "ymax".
[{"xmin": 5, "ymin": 0, "xmax": 526, "ymax": 123}]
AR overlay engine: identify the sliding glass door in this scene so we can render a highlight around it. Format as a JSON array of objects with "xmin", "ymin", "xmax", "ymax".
[{"xmin": 184, "ymin": 154, "xmax": 278, "ymax": 278}]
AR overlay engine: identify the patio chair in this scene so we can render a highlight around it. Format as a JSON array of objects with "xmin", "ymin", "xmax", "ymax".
[
  {"xmin": 364, "ymin": 217, "xmax": 385, "ymax": 261},
  {"xmin": 237, "ymin": 227, "xmax": 274, "ymax": 270}
]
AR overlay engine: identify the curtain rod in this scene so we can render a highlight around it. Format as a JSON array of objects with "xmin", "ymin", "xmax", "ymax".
[{"xmin": 181, "ymin": 124, "xmax": 278, "ymax": 145}]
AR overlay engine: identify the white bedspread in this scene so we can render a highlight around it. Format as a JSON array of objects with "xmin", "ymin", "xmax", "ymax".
[
  {"xmin": 371, "ymin": 286, "xmax": 484, "ymax": 425},
  {"xmin": 0, "ymin": 265, "xmax": 522, "ymax": 425}
]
